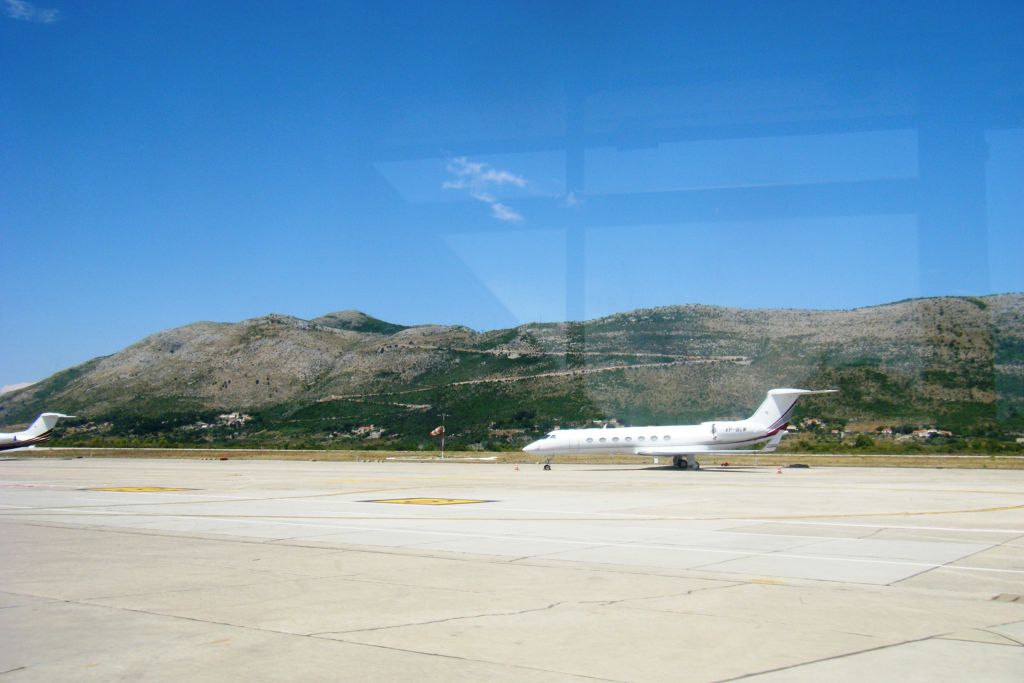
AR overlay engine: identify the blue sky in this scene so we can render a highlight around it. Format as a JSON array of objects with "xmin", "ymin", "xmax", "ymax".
[{"xmin": 2, "ymin": 1, "xmax": 1022, "ymax": 388}]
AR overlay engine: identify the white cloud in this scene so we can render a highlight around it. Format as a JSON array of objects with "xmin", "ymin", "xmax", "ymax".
[
  {"xmin": 3, "ymin": 0, "xmax": 60, "ymax": 23},
  {"xmin": 442, "ymin": 156, "xmax": 527, "ymax": 222},
  {"xmin": 447, "ymin": 157, "xmax": 485, "ymax": 178},
  {"xmin": 490, "ymin": 202, "xmax": 522, "ymax": 223},
  {"xmin": 479, "ymin": 168, "xmax": 527, "ymax": 187}
]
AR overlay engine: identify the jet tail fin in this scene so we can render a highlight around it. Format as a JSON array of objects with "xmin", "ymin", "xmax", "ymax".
[
  {"xmin": 750, "ymin": 389, "xmax": 837, "ymax": 431},
  {"xmin": 24, "ymin": 413, "xmax": 75, "ymax": 439}
]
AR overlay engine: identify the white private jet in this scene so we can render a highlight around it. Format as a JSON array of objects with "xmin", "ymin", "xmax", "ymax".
[
  {"xmin": 0, "ymin": 413, "xmax": 75, "ymax": 451},
  {"xmin": 523, "ymin": 388, "xmax": 836, "ymax": 470}
]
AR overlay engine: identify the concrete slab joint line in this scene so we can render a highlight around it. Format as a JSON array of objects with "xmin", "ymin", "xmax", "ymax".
[
  {"xmin": 938, "ymin": 628, "xmax": 1024, "ymax": 647},
  {"xmin": 7, "ymin": 591, "xmax": 624, "ymax": 683},
  {"xmin": 309, "ymin": 601, "xmax": 568, "ymax": 636},
  {"xmin": 719, "ymin": 635, "xmax": 940, "ymax": 681}
]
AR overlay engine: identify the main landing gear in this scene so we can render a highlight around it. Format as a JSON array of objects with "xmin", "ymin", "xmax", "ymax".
[{"xmin": 672, "ymin": 455, "xmax": 700, "ymax": 470}]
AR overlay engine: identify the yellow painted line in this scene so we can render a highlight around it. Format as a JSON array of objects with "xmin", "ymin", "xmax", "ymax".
[
  {"xmin": 749, "ymin": 577, "xmax": 785, "ymax": 585},
  {"xmin": 364, "ymin": 498, "xmax": 492, "ymax": 506},
  {"xmin": 204, "ymin": 639, "xmax": 232, "ymax": 646},
  {"xmin": 88, "ymin": 487, "xmax": 193, "ymax": 493}
]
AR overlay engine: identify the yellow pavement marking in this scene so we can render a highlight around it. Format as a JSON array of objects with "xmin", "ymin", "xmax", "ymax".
[
  {"xmin": 88, "ymin": 487, "xmax": 193, "ymax": 493},
  {"xmin": 364, "ymin": 498, "xmax": 491, "ymax": 506}
]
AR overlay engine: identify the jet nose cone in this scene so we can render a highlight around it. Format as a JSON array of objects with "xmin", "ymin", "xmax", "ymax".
[{"xmin": 523, "ymin": 441, "xmax": 538, "ymax": 453}]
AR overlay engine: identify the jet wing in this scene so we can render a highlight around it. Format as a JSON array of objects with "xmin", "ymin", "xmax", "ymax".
[
  {"xmin": 637, "ymin": 447, "xmax": 765, "ymax": 455},
  {"xmin": 636, "ymin": 433, "xmax": 787, "ymax": 457}
]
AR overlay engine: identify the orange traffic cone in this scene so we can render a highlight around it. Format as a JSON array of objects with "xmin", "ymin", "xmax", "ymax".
[{"xmin": 776, "ymin": 466, "xmax": 782, "ymax": 474}]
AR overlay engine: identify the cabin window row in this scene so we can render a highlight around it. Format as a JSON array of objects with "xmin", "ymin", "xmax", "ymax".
[{"xmin": 585, "ymin": 435, "xmax": 671, "ymax": 443}]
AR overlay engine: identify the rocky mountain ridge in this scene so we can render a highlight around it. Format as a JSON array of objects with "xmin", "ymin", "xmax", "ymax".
[{"xmin": 2, "ymin": 296, "xmax": 1021, "ymax": 447}]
